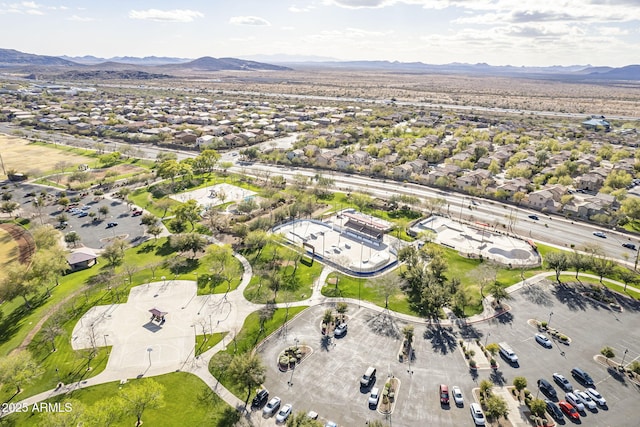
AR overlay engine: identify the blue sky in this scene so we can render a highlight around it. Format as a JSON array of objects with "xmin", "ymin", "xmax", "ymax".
[{"xmin": 1, "ymin": 0, "xmax": 639, "ymax": 66}]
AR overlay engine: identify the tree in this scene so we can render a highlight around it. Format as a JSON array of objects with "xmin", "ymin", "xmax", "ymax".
[
  {"xmin": 173, "ymin": 199, "xmax": 200, "ymax": 230},
  {"xmin": 0, "ymin": 263, "xmax": 37, "ymax": 307},
  {"xmin": 336, "ymin": 302, "xmax": 348, "ymax": 321},
  {"xmin": 529, "ymin": 398, "xmax": 547, "ymax": 418},
  {"xmin": 41, "ymin": 314, "xmax": 65, "ymax": 352},
  {"xmin": 0, "ymin": 350, "xmax": 44, "ymax": 394},
  {"xmin": 64, "ymin": 231, "xmax": 81, "ymax": 247},
  {"xmin": 484, "ymin": 394, "xmax": 509, "ymax": 421},
  {"xmin": 156, "ymin": 159, "xmax": 181, "ymax": 184},
  {"xmin": 0, "ymin": 201, "xmax": 20, "ymax": 217},
  {"xmin": 169, "ymin": 233, "xmax": 208, "ymax": 259},
  {"xmin": 32, "ymin": 224, "xmax": 61, "ymax": 249},
  {"xmin": 102, "ymin": 238, "xmax": 128, "ymax": 266},
  {"xmin": 120, "ymin": 379, "xmax": 165, "ymax": 426},
  {"xmin": 244, "ymin": 230, "xmax": 269, "ymax": 258},
  {"xmin": 402, "ymin": 324, "xmax": 415, "ymax": 350},
  {"xmin": 621, "ymin": 196, "xmax": 640, "ymax": 220},
  {"xmin": 228, "ymin": 354, "xmax": 266, "ymax": 406},
  {"xmin": 140, "ymin": 213, "xmax": 159, "ymax": 226},
  {"xmin": 194, "ymin": 149, "xmax": 220, "ymax": 174},
  {"xmin": 513, "ymin": 376, "xmax": 527, "ymax": 394},
  {"xmin": 592, "ymin": 256, "xmax": 615, "ymax": 283},
  {"xmin": 617, "ymin": 267, "xmax": 639, "ymax": 292},
  {"xmin": 570, "ymin": 251, "xmax": 591, "ymax": 280},
  {"xmin": 545, "ymin": 251, "xmax": 568, "ymax": 282},
  {"xmin": 155, "ymin": 198, "xmax": 173, "ymax": 218},
  {"xmin": 485, "ymin": 343, "xmax": 499, "ymax": 358},
  {"xmin": 322, "ymin": 309, "xmax": 334, "ymax": 326},
  {"xmin": 147, "ymin": 224, "xmax": 163, "ymax": 240},
  {"xmin": 39, "ymin": 399, "xmax": 87, "ymax": 427},
  {"xmin": 371, "ymin": 271, "xmax": 402, "ymax": 309},
  {"xmin": 487, "ymin": 282, "xmax": 511, "ymax": 306},
  {"xmin": 29, "ymin": 247, "xmax": 69, "ymax": 290},
  {"xmin": 98, "ymin": 205, "xmax": 110, "ymax": 219},
  {"xmin": 479, "ymin": 379, "xmax": 494, "ymax": 398},
  {"xmin": 601, "ymin": 346, "xmax": 615, "ymax": 361}
]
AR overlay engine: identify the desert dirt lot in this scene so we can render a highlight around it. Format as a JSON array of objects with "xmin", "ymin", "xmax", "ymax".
[{"xmin": 0, "ymin": 135, "xmax": 93, "ymax": 180}]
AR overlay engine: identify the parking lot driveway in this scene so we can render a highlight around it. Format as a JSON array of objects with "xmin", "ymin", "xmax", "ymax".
[{"xmin": 258, "ymin": 305, "xmax": 474, "ymax": 427}]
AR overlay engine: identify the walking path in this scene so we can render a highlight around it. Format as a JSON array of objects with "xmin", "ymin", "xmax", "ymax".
[{"xmin": 3, "ymin": 246, "xmax": 639, "ymax": 423}]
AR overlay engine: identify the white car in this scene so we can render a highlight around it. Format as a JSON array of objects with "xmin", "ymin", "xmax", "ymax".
[
  {"xmin": 368, "ymin": 387, "xmax": 380, "ymax": 407},
  {"xmin": 470, "ymin": 402, "xmax": 486, "ymax": 426},
  {"xmin": 452, "ymin": 386, "xmax": 464, "ymax": 406},
  {"xmin": 275, "ymin": 403, "xmax": 292, "ymax": 423},
  {"xmin": 575, "ymin": 390, "xmax": 597, "ymax": 410},
  {"xmin": 535, "ymin": 333, "xmax": 552, "ymax": 348},
  {"xmin": 565, "ymin": 392, "xmax": 585, "ymax": 412},
  {"xmin": 586, "ymin": 387, "xmax": 607, "ymax": 406},
  {"xmin": 262, "ymin": 396, "xmax": 281, "ymax": 416}
]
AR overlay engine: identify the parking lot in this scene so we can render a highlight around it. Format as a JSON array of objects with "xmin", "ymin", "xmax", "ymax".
[
  {"xmin": 4, "ymin": 181, "xmax": 146, "ymax": 249},
  {"xmin": 257, "ymin": 280, "xmax": 640, "ymax": 426}
]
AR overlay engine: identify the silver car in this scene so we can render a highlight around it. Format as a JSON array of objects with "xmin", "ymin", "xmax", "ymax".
[
  {"xmin": 575, "ymin": 390, "xmax": 597, "ymax": 410},
  {"xmin": 565, "ymin": 392, "xmax": 585, "ymax": 412},
  {"xmin": 470, "ymin": 402, "xmax": 486, "ymax": 426},
  {"xmin": 368, "ymin": 387, "xmax": 380, "ymax": 407},
  {"xmin": 586, "ymin": 387, "xmax": 606, "ymax": 406},
  {"xmin": 452, "ymin": 386, "xmax": 464, "ymax": 406},
  {"xmin": 275, "ymin": 403, "xmax": 292, "ymax": 423},
  {"xmin": 262, "ymin": 396, "xmax": 281, "ymax": 417}
]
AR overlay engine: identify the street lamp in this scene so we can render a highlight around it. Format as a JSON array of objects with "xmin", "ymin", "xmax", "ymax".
[
  {"xmin": 548, "ymin": 311, "xmax": 554, "ymax": 328},
  {"xmin": 485, "ymin": 332, "xmax": 491, "ymax": 348},
  {"xmin": 147, "ymin": 347, "xmax": 153, "ymax": 366},
  {"xmin": 103, "ymin": 334, "xmax": 109, "ymax": 347},
  {"xmin": 621, "ymin": 348, "xmax": 629, "ymax": 369}
]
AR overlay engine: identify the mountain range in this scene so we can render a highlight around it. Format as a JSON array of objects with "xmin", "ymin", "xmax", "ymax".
[{"xmin": 0, "ymin": 48, "xmax": 638, "ymax": 80}]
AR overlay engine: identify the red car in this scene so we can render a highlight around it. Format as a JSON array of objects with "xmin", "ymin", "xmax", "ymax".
[
  {"xmin": 439, "ymin": 384, "xmax": 449, "ymax": 405},
  {"xmin": 559, "ymin": 400, "xmax": 580, "ymax": 420},
  {"xmin": 131, "ymin": 210, "xmax": 143, "ymax": 217}
]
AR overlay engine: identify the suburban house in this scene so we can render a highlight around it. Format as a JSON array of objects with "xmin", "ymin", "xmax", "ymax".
[{"xmin": 526, "ymin": 185, "xmax": 567, "ymax": 212}]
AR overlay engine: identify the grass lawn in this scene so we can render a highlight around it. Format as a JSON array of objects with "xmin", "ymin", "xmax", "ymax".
[
  {"xmin": 0, "ymin": 227, "xmax": 19, "ymax": 282},
  {"xmin": 208, "ymin": 306, "xmax": 308, "ymax": 400},
  {"xmin": 195, "ymin": 332, "xmax": 227, "ymax": 357},
  {"xmin": 4, "ymin": 372, "xmax": 238, "ymax": 427},
  {"xmin": 243, "ymin": 244, "xmax": 322, "ymax": 303}
]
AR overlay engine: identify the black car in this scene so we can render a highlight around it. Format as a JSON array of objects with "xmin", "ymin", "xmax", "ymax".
[
  {"xmin": 545, "ymin": 400, "xmax": 564, "ymax": 420},
  {"xmin": 106, "ymin": 222, "xmax": 118, "ymax": 228},
  {"xmin": 571, "ymin": 367, "xmax": 595, "ymax": 387},
  {"xmin": 537, "ymin": 378, "xmax": 557, "ymax": 400},
  {"xmin": 251, "ymin": 389, "xmax": 269, "ymax": 408},
  {"xmin": 622, "ymin": 243, "xmax": 637, "ymax": 250},
  {"xmin": 528, "ymin": 215, "xmax": 539, "ymax": 220}
]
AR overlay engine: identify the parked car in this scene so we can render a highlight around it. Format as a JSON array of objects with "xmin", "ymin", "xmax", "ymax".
[
  {"xmin": 275, "ymin": 403, "xmax": 292, "ymax": 423},
  {"xmin": 307, "ymin": 411, "xmax": 318, "ymax": 420},
  {"xmin": 262, "ymin": 397, "xmax": 281, "ymax": 417},
  {"xmin": 593, "ymin": 231, "xmax": 606, "ymax": 238},
  {"xmin": 334, "ymin": 323, "xmax": 347, "ymax": 337},
  {"xmin": 106, "ymin": 222, "xmax": 118, "ymax": 228},
  {"xmin": 575, "ymin": 389, "xmax": 597, "ymax": 410},
  {"xmin": 535, "ymin": 333, "xmax": 552, "ymax": 348},
  {"xmin": 439, "ymin": 384, "xmax": 449, "ymax": 405},
  {"xmin": 537, "ymin": 378, "xmax": 557, "ymax": 400},
  {"xmin": 469, "ymin": 402, "xmax": 486, "ymax": 425},
  {"xmin": 552, "ymin": 373, "xmax": 573, "ymax": 391},
  {"xmin": 528, "ymin": 215, "xmax": 539, "ymax": 220},
  {"xmin": 360, "ymin": 366, "xmax": 376, "ymax": 387},
  {"xmin": 251, "ymin": 389, "xmax": 269, "ymax": 408},
  {"xmin": 368, "ymin": 387, "xmax": 380, "ymax": 407},
  {"xmin": 622, "ymin": 242, "xmax": 637, "ymax": 250},
  {"xmin": 132, "ymin": 210, "xmax": 143, "ymax": 216},
  {"xmin": 571, "ymin": 367, "xmax": 595, "ymax": 387},
  {"xmin": 78, "ymin": 212, "xmax": 88, "ymax": 218},
  {"xmin": 586, "ymin": 387, "xmax": 606, "ymax": 406},
  {"xmin": 545, "ymin": 400, "xmax": 564, "ymax": 420},
  {"xmin": 565, "ymin": 392, "xmax": 585, "ymax": 412},
  {"xmin": 498, "ymin": 342, "xmax": 518, "ymax": 364},
  {"xmin": 559, "ymin": 401, "xmax": 580, "ymax": 420},
  {"xmin": 452, "ymin": 386, "xmax": 464, "ymax": 406},
  {"xmin": 324, "ymin": 422, "xmax": 337, "ymax": 427}
]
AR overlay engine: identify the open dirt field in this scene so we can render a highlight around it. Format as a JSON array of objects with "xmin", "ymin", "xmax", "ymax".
[
  {"xmin": 0, "ymin": 227, "xmax": 19, "ymax": 281},
  {"xmin": 56, "ymin": 163, "xmax": 148, "ymax": 186},
  {"xmin": 0, "ymin": 135, "xmax": 93, "ymax": 180}
]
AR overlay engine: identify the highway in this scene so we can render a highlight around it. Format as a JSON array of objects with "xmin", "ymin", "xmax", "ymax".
[{"xmin": 2, "ymin": 123, "xmax": 638, "ymax": 266}]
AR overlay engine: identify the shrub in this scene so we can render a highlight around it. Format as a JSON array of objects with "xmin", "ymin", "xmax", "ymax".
[{"xmin": 469, "ymin": 359, "xmax": 477, "ymax": 368}]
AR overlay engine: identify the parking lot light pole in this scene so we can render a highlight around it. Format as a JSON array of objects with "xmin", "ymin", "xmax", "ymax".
[
  {"xmin": 548, "ymin": 311, "xmax": 553, "ymax": 328},
  {"xmin": 621, "ymin": 348, "xmax": 629, "ymax": 368},
  {"xmin": 485, "ymin": 332, "xmax": 490, "ymax": 348}
]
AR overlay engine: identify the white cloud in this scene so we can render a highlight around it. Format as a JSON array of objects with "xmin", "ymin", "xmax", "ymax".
[
  {"xmin": 598, "ymin": 26, "xmax": 629, "ymax": 36},
  {"xmin": 67, "ymin": 14, "xmax": 95, "ymax": 22},
  {"xmin": 229, "ymin": 16, "xmax": 271, "ymax": 26},
  {"xmin": 128, "ymin": 9, "xmax": 204, "ymax": 23},
  {"xmin": 289, "ymin": 4, "xmax": 316, "ymax": 12}
]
